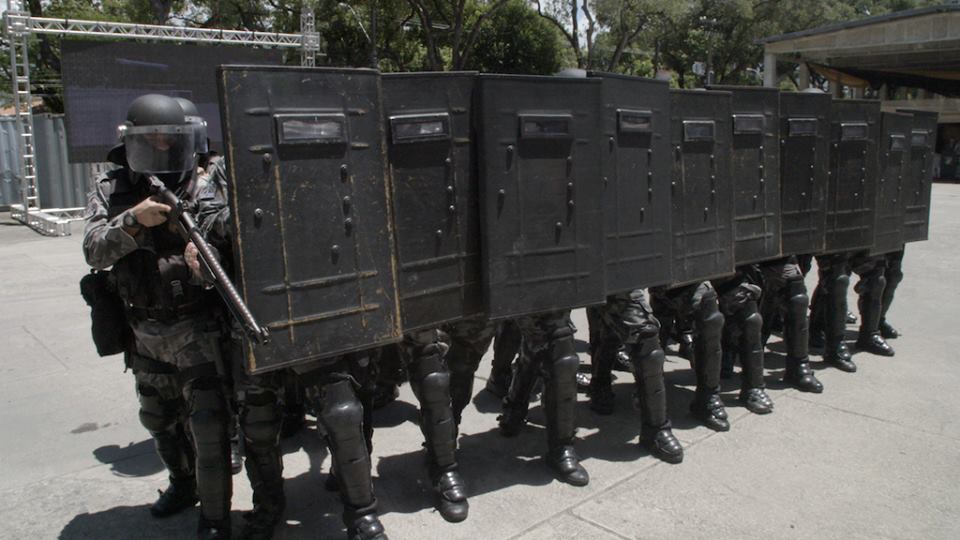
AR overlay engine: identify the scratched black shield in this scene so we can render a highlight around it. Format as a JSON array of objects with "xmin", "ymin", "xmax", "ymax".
[
  {"xmin": 897, "ymin": 108, "xmax": 938, "ymax": 244},
  {"xmin": 668, "ymin": 89, "xmax": 735, "ymax": 286},
  {"xmin": 476, "ymin": 74, "xmax": 605, "ymax": 319},
  {"xmin": 708, "ymin": 85, "xmax": 781, "ymax": 264},
  {"xmin": 589, "ymin": 72, "xmax": 672, "ymax": 293},
  {"xmin": 871, "ymin": 111, "xmax": 912, "ymax": 255},
  {"xmin": 382, "ymin": 72, "xmax": 483, "ymax": 331},
  {"xmin": 778, "ymin": 91, "xmax": 830, "ymax": 256},
  {"xmin": 218, "ymin": 65, "xmax": 400, "ymax": 373},
  {"xmin": 824, "ymin": 99, "xmax": 880, "ymax": 254}
]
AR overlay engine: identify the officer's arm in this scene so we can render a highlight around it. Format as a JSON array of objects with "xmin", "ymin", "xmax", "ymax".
[{"xmin": 82, "ymin": 182, "xmax": 140, "ymax": 270}]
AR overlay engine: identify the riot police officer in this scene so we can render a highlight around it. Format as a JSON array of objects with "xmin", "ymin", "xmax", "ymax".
[
  {"xmin": 651, "ymin": 283, "xmax": 729, "ymax": 431},
  {"xmin": 83, "ymin": 94, "xmax": 231, "ymax": 539},
  {"xmin": 587, "ymin": 290, "xmax": 684, "ymax": 463}
]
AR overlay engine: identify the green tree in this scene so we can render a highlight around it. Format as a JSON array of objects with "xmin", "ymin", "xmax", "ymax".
[{"xmin": 465, "ymin": 0, "xmax": 563, "ymax": 74}]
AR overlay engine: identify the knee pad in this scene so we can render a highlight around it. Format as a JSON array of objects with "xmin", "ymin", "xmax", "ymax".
[
  {"xmin": 137, "ymin": 386, "xmax": 178, "ymax": 435},
  {"xmin": 832, "ymin": 272, "xmax": 850, "ymax": 296},
  {"xmin": 407, "ymin": 346, "xmax": 445, "ymax": 381},
  {"xmin": 189, "ymin": 387, "xmax": 228, "ymax": 446},
  {"xmin": 632, "ymin": 337, "xmax": 665, "ymax": 372},
  {"xmin": 319, "ymin": 382, "xmax": 364, "ymax": 435},
  {"xmin": 742, "ymin": 311, "xmax": 763, "ymax": 344},
  {"xmin": 241, "ymin": 391, "xmax": 281, "ymax": 449},
  {"xmin": 786, "ymin": 279, "xmax": 809, "ymax": 314},
  {"xmin": 549, "ymin": 352, "xmax": 580, "ymax": 381},
  {"xmin": 417, "ymin": 370, "xmax": 451, "ymax": 406},
  {"xmin": 886, "ymin": 265, "xmax": 904, "ymax": 287},
  {"xmin": 446, "ymin": 344, "xmax": 481, "ymax": 377},
  {"xmin": 697, "ymin": 297, "xmax": 725, "ymax": 342}
]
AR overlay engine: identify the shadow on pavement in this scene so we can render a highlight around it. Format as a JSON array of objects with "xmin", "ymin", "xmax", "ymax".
[
  {"xmin": 92, "ymin": 439, "xmax": 164, "ymax": 478},
  {"xmin": 59, "ymin": 504, "xmax": 199, "ymax": 539}
]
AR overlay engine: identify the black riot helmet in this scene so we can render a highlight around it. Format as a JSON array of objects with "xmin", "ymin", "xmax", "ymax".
[
  {"xmin": 173, "ymin": 97, "xmax": 210, "ymax": 156},
  {"xmin": 121, "ymin": 94, "xmax": 196, "ymax": 175}
]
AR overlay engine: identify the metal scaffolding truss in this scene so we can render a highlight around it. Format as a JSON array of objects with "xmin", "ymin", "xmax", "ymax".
[{"xmin": 3, "ymin": 0, "xmax": 320, "ymax": 236}]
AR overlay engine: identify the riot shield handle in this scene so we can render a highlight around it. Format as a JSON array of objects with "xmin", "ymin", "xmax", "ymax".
[{"xmin": 147, "ymin": 175, "xmax": 271, "ymax": 345}]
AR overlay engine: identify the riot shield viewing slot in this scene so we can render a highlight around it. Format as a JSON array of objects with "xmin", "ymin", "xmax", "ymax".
[
  {"xmin": 274, "ymin": 113, "xmax": 346, "ymax": 146},
  {"xmin": 389, "ymin": 113, "xmax": 451, "ymax": 144},
  {"xmin": 841, "ymin": 122, "xmax": 869, "ymax": 141},
  {"xmin": 519, "ymin": 114, "xmax": 572, "ymax": 138},
  {"xmin": 732, "ymin": 114, "xmax": 764, "ymax": 134},
  {"xmin": 683, "ymin": 120, "xmax": 715, "ymax": 141},
  {"xmin": 617, "ymin": 109, "xmax": 653, "ymax": 133},
  {"xmin": 911, "ymin": 130, "xmax": 929, "ymax": 147},
  {"xmin": 889, "ymin": 134, "xmax": 906, "ymax": 152},
  {"xmin": 788, "ymin": 118, "xmax": 817, "ymax": 137}
]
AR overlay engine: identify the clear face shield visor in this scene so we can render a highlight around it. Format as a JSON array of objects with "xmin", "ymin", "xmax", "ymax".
[
  {"xmin": 184, "ymin": 115, "xmax": 209, "ymax": 155},
  {"xmin": 123, "ymin": 124, "xmax": 197, "ymax": 174}
]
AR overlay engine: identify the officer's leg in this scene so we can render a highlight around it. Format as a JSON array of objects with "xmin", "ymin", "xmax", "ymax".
[
  {"xmin": 498, "ymin": 338, "xmax": 540, "ymax": 437},
  {"xmin": 446, "ymin": 320, "xmax": 496, "ymax": 425},
  {"xmin": 782, "ymin": 278, "xmax": 824, "ymax": 393},
  {"xmin": 405, "ymin": 331, "xmax": 468, "ymax": 523},
  {"xmin": 690, "ymin": 286, "xmax": 729, "ymax": 431},
  {"xmin": 879, "ymin": 248, "xmax": 905, "ymax": 339},
  {"xmin": 632, "ymin": 335, "xmax": 683, "ymax": 464},
  {"xmin": 735, "ymin": 298, "xmax": 774, "ymax": 414},
  {"xmin": 854, "ymin": 256, "xmax": 894, "ymax": 356},
  {"xmin": 311, "ymin": 379, "xmax": 386, "ymax": 540},
  {"xmin": 538, "ymin": 316, "xmax": 589, "ymax": 486},
  {"xmin": 238, "ymin": 380, "xmax": 285, "ymax": 539},
  {"xmin": 136, "ymin": 370, "xmax": 198, "ymax": 518},
  {"xmin": 587, "ymin": 304, "xmax": 618, "ymax": 415},
  {"xmin": 820, "ymin": 254, "xmax": 856, "ymax": 372},
  {"xmin": 487, "ymin": 319, "xmax": 521, "ymax": 397},
  {"xmin": 184, "ymin": 374, "xmax": 232, "ymax": 536}
]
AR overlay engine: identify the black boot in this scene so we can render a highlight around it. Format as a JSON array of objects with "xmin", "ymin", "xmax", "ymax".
[
  {"xmin": 230, "ymin": 434, "xmax": 243, "ymax": 476},
  {"xmin": 151, "ymin": 476, "xmax": 199, "ymax": 518},
  {"xmin": 784, "ymin": 357, "xmax": 823, "ymax": 393},
  {"xmin": 739, "ymin": 387, "xmax": 774, "ymax": 414},
  {"xmin": 856, "ymin": 333, "xmax": 895, "ymax": 356},
  {"xmin": 690, "ymin": 392, "xmax": 729, "ymax": 431},
  {"xmin": 845, "ymin": 311, "xmax": 857, "ymax": 324},
  {"xmin": 640, "ymin": 428, "xmax": 683, "ymax": 464},
  {"xmin": 738, "ymin": 308, "xmax": 773, "ymax": 415},
  {"xmin": 432, "ymin": 469, "xmax": 469, "ymax": 523},
  {"xmin": 545, "ymin": 444, "xmax": 589, "ymax": 486},
  {"xmin": 825, "ymin": 341, "xmax": 857, "ymax": 372},
  {"xmin": 498, "ymin": 350, "xmax": 540, "ymax": 437},
  {"xmin": 347, "ymin": 513, "xmax": 388, "ymax": 540},
  {"xmin": 198, "ymin": 517, "xmax": 231, "ymax": 540},
  {"xmin": 879, "ymin": 320, "xmax": 900, "ymax": 339}
]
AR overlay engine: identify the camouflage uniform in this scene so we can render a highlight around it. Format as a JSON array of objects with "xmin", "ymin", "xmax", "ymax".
[
  {"xmin": 650, "ymin": 282, "xmax": 729, "ymax": 431},
  {"xmin": 759, "ymin": 256, "xmax": 824, "ymax": 393},
  {"xmin": 83, "ymin": 166, "xmax": 232, "ymax": 526},
  {"xmin": 442, "ymin": 317, "xmax": 498, "ymax": 423}
]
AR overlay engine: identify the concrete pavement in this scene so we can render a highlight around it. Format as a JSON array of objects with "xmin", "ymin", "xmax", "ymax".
[{"xmin": 1, "ymin": 184, "xmax": 959, "ymax": 539}]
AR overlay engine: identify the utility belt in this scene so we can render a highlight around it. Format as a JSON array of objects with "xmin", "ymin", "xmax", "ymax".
[
  {"xmin": 127, "ymin": 352, "xmax": 220, "ymax": 382},
  {"xmin": 127, "ymin": 301, "xmax": 207, "ymax": 324}
]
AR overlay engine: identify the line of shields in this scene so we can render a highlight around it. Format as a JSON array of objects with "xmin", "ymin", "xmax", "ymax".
[{"xmin": 215, "ymin": 66, "xmax": 938, "ymax": 374}]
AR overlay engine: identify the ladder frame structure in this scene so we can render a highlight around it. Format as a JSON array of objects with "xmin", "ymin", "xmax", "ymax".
[{"xmin": 3, "ymin": 0, "xmax": 320, "ymax": 236}]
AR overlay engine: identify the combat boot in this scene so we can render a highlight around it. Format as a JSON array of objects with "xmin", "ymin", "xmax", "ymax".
[
  {"xmin": 230, "ymin": 435, "xmax": 243, "ymax": 475},
  {"xmin": 739, "ymin": 388, "xmax": 774, "ymax": 414},
  {"xmin": 545, "ymin": 444, "xmax": 589, "ymax": 486},
  {"xmin": 347, "ymin": 513, "xmax": 388, "ymax": 540},
  {"xmin": 690, "ymin": 392, "xmax": 729, "ymax": 432},
  {"xmin": 824, "ymin": 341, "xmax": 857, "ymax": 372},
  {"xmin": 783, "ymin": 358, "xmax": 823, "ymax": 394},
  {"xmin": 198, "ymin": 517, "xmax": 231, "ymax": 540},
  {"xmin": 150, "ymin": 477, "xmax": 199, "ymax": 518},
  {"xmin": 856, "ymin": 333, "xmax": 895, "ymax": 357},
  {"xmin": 484, "ymin": 367, "xmax": 511, "ymax": 398},
  {"xmin": 640, "ymin": 428, "xmax": 683, "ymax": 464},
  {"xmin": 879, "ymin": 319, "xmax": 900, "ymax": 339},
  {"xmin": 431, "ymin": 469, "xmax": 469, "ymax": 523}
]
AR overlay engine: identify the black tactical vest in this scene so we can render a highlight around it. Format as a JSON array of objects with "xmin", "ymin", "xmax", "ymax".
[{"xmin": 103, "ymin": 169, "xmax": 211, "ymax": 319}]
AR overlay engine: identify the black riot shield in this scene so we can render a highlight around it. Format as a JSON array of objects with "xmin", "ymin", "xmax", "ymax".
[
  {"xmin": 589, "ymin": 72, "xmax": 672, "ymax": 293},
  {"xmin": 824, "ymin": 99, "xmax": 881, "ymax": 254},
  {"xmin": 477, "ymin": 74, "xmax": 605, "ymax": 319},
  {"xmin": 668, "ymin": 89, "xmax": 735, "ymax": 286},
  {"xmin": 381, "ymin": 72, "xmax": 483, "ymax": 331},
  {"xmin": 871, "ymin": 111, "xmax": 912, "ymax": 255},
  {"xmin": 778, "ymin": 91, "xmax": 830, "ymax": 256},
  {"xmin": 707, "ymin": 85, "xmax": 781, "ymax": 264},
  {"xmin": 897, "ymin": 108, "xmax": 938, "ymax": 243},
  {"xmin": 218, "ymin": 65, "xmax": 401, "ymax": 373}
]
